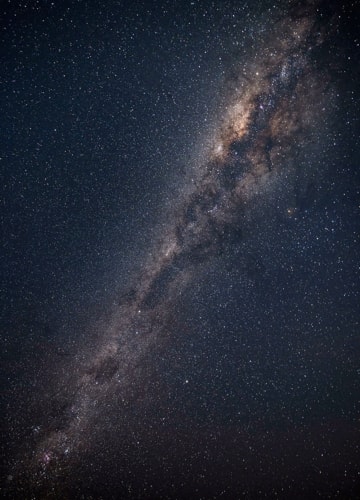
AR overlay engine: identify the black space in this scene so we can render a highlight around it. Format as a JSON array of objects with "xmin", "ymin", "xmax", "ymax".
[{"xmin": 1, "ymin": 1, "xmax": 360, "ymax": 499}]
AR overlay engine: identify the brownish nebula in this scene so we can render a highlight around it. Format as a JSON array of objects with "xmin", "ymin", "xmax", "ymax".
[{"xmin": 10, "ymin": 1, "xmax": 338, "ymax": 495}]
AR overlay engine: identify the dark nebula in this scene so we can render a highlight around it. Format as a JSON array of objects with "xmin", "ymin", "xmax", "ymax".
[{"xmin": 1, "ymin": 0, "xmax": 359, "ymax": 498}]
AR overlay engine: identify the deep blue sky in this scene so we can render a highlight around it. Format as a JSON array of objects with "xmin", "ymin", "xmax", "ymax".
[{"xmin": 1, "ymin": 1, "xmax": 360, "ymax": 498}]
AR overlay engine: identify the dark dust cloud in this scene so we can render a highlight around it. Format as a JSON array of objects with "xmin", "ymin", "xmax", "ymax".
[{"xmin": 1, "ymin": 0, "xmax": 360, "ymax": 498}]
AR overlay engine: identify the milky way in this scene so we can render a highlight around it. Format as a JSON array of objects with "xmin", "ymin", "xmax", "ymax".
[{"xmin": 7, "ymin": 1, "xmax": 349, "ymax": 497}]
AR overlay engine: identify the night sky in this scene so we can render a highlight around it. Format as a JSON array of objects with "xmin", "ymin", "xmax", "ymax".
[{"xmin": 1, "ymin": 0, "xmax": 360, "ymax": 498}]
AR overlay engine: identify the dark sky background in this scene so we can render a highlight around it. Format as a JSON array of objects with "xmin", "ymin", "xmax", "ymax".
[
  {"xmin": 1, "ymin": 1, "xmax": 360, "ymax": 499},
  {"xmin": 1, "ymin": 0, "xmax": 224, "ymax": 323}
]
